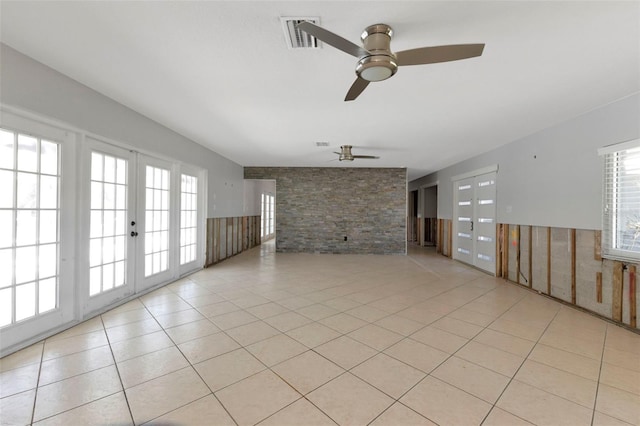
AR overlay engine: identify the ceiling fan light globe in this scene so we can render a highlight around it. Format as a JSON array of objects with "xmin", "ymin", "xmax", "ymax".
[
  {"xmin": 356, "ymin": 55, "xmax": 397, "ymax": 82},
  {"xmin": 360, "ymin": 66, "xmax": 393, "ymax": 82}
]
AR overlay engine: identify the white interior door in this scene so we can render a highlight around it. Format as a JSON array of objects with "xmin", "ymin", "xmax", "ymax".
[
  {"xmin": 454, "ymin": 177, "xmax": 474, "ymax": 265},
  {"xmin": 474, "ymin": 173, "xmax": 497, "ymax": 273},
  {"xmin": 453, "ymin": 171, "xmax": 497, "ymax": 274}
]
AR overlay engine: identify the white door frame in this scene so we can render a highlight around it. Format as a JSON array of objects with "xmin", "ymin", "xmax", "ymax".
[
  {"xmin": 1, "ymin": 106, "xmax": 208, "ymax": 355},
  {"xmin": 178, "ymin": 164, "xmax": 207, "ymax": 277},
  {"xmin": 0, "ymin": 112, "xmax": 77, "ymax": 352},
  {"xmin": 80, "ymin": 137, "xmax": 137, "ymax": 315},
  {"xmin": 452, "ymin": 165, "xmax": 498, "ymax": 275}
]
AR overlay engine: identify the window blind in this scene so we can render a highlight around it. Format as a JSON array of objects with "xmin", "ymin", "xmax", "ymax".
[{"xmin": 601, "ymin": 139, "xmax": 640, "ymax": 262}]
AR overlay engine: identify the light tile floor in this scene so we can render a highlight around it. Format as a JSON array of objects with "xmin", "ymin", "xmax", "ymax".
[{"xmin": 2, "ymin": 242, "xmax": 640, "ymax": 425}]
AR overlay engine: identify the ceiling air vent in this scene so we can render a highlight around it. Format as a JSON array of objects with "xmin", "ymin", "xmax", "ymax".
[
  {"xmin": 315, "ymin": 142, "xmax": 329, "ymax": 147},
  {"xmin": 281, "ymin": 17, "xmax": 321, "ymax": 49}
]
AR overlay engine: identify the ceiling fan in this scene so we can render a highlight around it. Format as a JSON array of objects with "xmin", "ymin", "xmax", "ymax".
[
  {"xmin": 297, "ymin": 21, "xmax": 485, "ymax": 101},
  {"xmin": 334, "ymin": 145, "xmax": 379, "ymax": 161}
]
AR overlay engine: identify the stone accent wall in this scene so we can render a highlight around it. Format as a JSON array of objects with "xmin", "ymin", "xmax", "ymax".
[{"xmin": 244, "ymin": 167, "xmax": 407, "ymax": 254}]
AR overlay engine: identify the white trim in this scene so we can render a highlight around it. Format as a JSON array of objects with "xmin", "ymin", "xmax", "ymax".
[
  {"xmin": 598, "ymin": 138, "xmax": 640, "ymax": 156},
  {"xmin": 419, "ymin": 180, "xmax": 439, "ymax": 189},
  {"xmin": 451, "ymin": 164, "xmax": 499, "ymax": 182}
]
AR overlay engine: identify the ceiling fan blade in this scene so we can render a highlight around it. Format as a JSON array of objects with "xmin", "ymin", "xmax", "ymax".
[
  {"xmin": 333, "ymin": 152, "xmax": 342, "ymax": 155},
  {"xmin": 296, "ymin": 21, "xmax": 369, "ymax": 58},
  {"xmin": 396, "ymin": 44, "xmax": 485, "ymax": 66},
  {"xmin": 353, "ymin": 155, "xmax": 380, "ymax": 159},
  {"xmin": 345, "ymin": 77, "xmax": 370, "ymax": 101}
]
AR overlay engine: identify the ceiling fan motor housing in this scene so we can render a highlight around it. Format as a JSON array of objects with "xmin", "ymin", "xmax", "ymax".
[
  {"xmin": 356, "ymin": 24, "xmax": 397, "ymax": 82},
  {"xmin": 339, "ymin": 145, "xmax": 354, "ymax": 161}
]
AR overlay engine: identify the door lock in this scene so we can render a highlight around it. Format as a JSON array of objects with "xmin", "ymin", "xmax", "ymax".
[
  {"xmin": 131, "ymin": 221, "xmax": 136, "ymax": 226},
  {"xmin": 130, "ymin": 231, "xmax": 139, "ymax": 237}
]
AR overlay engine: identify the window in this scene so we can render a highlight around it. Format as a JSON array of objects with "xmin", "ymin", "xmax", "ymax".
[
  {"xmin": 268, "ymin": 194, "xmax": 274, "ymax": 235},
  {"xmin": 260, "ymin": 193, "xmax": 275, "ymax": 239},
  {"xmin": 601, "ymin": 139, "xmax": 640, "ymax": 262},
  {"xmin": 261, "ymin": 193, "xmax": 265, "ymax": 238},
  {"xmin": 0, "ymin": 128, "xmax": 60, "ymax": 326},
  {"xmin": 180, "ymin": 174, "xmax": 198, "ymax": 265}
]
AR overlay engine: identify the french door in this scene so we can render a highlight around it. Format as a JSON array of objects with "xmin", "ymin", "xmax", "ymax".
[
  {"xmin": 82, "ymin": 138, "xmax": 204, "ymax": 316},
  {"xmin": 83, "ymin": 139, "xmax": 136, "ymax": 313},
  {"xmin": 1, "ymin": 110, "xmax": 205, "ymax": 355},
  {"xmin": 0, "ymin": 113, "xmax": 76, "ymax": 352},
  {"xmin": 453, "ymin": 170, "xmax": 497, "ymax": 274}
]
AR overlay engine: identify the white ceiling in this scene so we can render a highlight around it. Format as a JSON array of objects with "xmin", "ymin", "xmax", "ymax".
[{"xmin": 1, "ymin": 1, "xmax": 638, "ymax": 181}]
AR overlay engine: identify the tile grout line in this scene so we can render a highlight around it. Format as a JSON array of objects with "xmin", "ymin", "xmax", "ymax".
[
  {"xmin": 204, "ymin": 258, "xmax": 516, "ymax": 419},
  {"xmin": 188, "ymin": 268, "xmax": 515, "ymax": 425},
  {"xmin": 161, "ymin": 309, "xmax": 262, "ymax": 426},
  {"xmin": 477, "ymin": 304, "xmax": 563, "ymax": 425},
  {"xmin": 368, "ymin": 284, "xmax": 549, "ymax": 425},
  {"xmin": 590, "ymin": 325, "xmax": 608, "ymax": 426},
  {"xmin": 17, "ymin": 246, "xmax": 636, "ymax": 425},
  {"xmin": 28, "ymin": 339, "xmax": 45, "ymax": 425},
  {"xmin": 99, "ymin": 313, "xmax": 136, "ymax": 426}
]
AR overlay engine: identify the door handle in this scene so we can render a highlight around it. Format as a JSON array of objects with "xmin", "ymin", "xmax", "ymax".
[
  {"xmin": 130, "ymin": 231, "xmax": 139, "ymax": 237},
  {"xmin": 470, "ymin": 221, "xmax": 474, "ymax": 231}
]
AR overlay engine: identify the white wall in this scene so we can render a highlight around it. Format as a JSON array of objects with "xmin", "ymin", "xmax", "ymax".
[
  {"xmin": 0, "ymin": 44, "xmax": 245, "ymax": 218},
  {"xmin": 422, "ymin": 186, "xmax": 438, "ymax": 218},
  {"xmin": 410, "ymin": 94, "xmax": 640, "ymax": 230},
  {"xmin": 243, "ymin": 179, "xmax": 276, "ymax": 216}
]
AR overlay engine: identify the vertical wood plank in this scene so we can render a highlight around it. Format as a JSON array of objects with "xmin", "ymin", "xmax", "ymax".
[
  {"xmin": 516, "ymin": 225, "xmax": 521, "ymax": 284},
  {"xmin": 437, "ymin": 219, "xmax": 443, "ymax": 254},
  {"xmin": 205, "ymin": 218, "xmax": 211, "ymax": 267},
  {"xmin": 612, "ymin": 261, "xmax": 624, "ymax": 322},
  {"xmin": 630, "ymin": 265, "xmax": 637, "ymax": 328},
  {"xmin": 503, "ymin": 224, "xmax": 509, "ymax": 279},
  {"xmin": 570, "ymin": 228, "xmax": 576, "ymax": 304},
  {"xmin": 547, "ymin": 227, "xmax": 551, "ymax": 295},
  {"xmin": 227, "ymin": 218, "xmax": 233, "ymax": 258},
  {"xmin": 231, "ymin": 217, "xmax": 234, "ymax": 255},
  {"xmin": 528, "ymin": 226, "xmax": 533, "ymax": 289},
  {"xmin": 243, "ymin": 216, "xmax": 247, "ymax": 250},
  {"xmin": 495, "ymin": 224, "xmax": 502, "ymax": 277},
  {"xmin": 596, "ymin": 272, "xmax": 603, "ymax": 303},
  {"xmin": 594, "ymin": 230, "xmax": 602, "ymax": 261},
  {"xmin": 236, "ymin": 217, "xmax": 241, "ymax": 254},
  {"xmin": 448, "ymin": 220, "xmax": 453, "ymax": 258},
  {"xmin": 216, "ymin": 218, "xmax": 220, "ymax": 262}
]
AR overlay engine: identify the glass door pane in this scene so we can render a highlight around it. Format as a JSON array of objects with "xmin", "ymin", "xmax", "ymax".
[
  {"xmin": 180, "ymin": 174, "xmax": 198, "ymax": 266},
  {"xmin": 474, "ymin": 172, "xmax": 497, "ymax": 274},
  {"xmin": 0, "ymin": 113, "xmax": 78, "ymax": 356},
  {"xmin": 137, "ymin": 155, "xmax": 174, "ymax": 290},
  {"xmin": 0, "ymin": 128, "xmax": 61, "ymax": 328},
  {"xmin": 82, "ymin": 139, "xmax": 135, "ymax": 316},
  {"xmin": 144, "ymin": 165, "xmax": 170, "ymax": 276},
  {"xmin": 89, "ymin": 152, "xmax": 128, "ymax": 296},
  {"xmin": 454, "ymin": 177, "xmax": 474, "ymax": 265}
]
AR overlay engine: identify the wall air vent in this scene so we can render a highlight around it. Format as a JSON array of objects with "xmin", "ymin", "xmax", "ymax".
[{"xmin": 281, "ymin": 17, "xmax": 321, "ymax": 49}]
